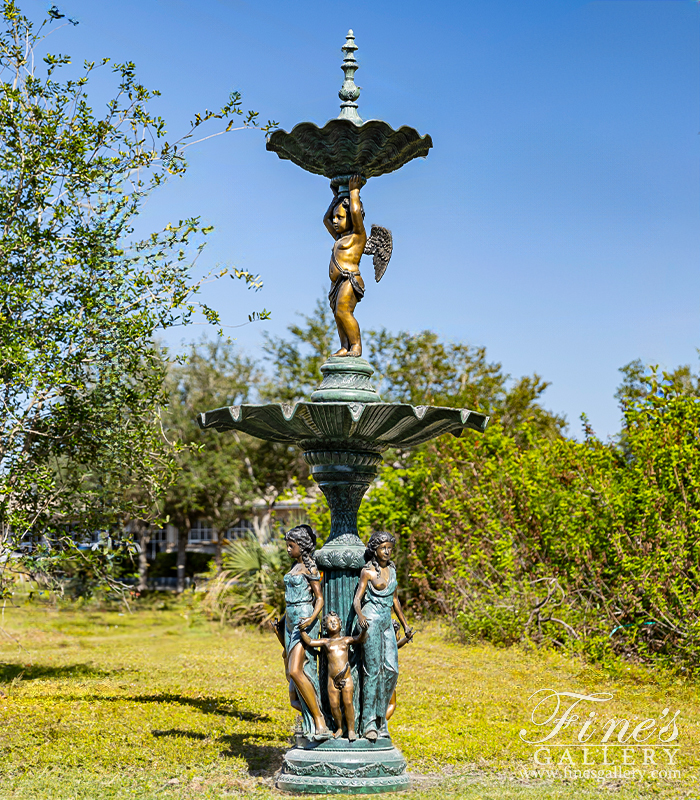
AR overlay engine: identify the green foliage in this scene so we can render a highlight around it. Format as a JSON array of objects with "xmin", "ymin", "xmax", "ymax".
[
  {"xmin": 164, "ymin": 338, "xmax": 264, "ymax": 540},
  {"xmin": 0, "ymin": 3, "xmax": 269, "ymax": 596},
  {"xmin": 264, "ymin": 300, "xmax": 567, "ymax": 614},
  {"xmin": 260, "ymin": 298, "xmax": 337, "ymax": 403},
  {"xmin": 200, "ymin": 535, "xmax": 286, "ymax": 626},
  {"xmin": 163, "ymin": 339, "xmax": 308, "ymax": 558},
  {"xmin": 363, "ymin": 365, "xmax": 700, "ymax": 671},
  {"xmin": 229, "ymin": 299, "xmax": 700, "ymax": 675},
  {"xmin": 8, "ymin": 536, "xmax": 137, "ymax": 601},
  {"xmin": 261, "ymin": 299, "xmax": 566, "ymax": 444},
  {"xmin": 366, "ymin": 329, "xmax": 565, "ymax": 442},
  {"xmin": 616, "ymin": 357, "xmax": 700, "ymax": 410}
]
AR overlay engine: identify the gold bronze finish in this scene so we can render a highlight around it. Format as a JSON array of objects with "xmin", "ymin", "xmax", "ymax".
[
  {"xmin": 300, "ymin": 612, "xmax": 368, "ymax": 741},
  {"xmin": 280, "ymin": 526, "xmax": 332, "ymax": 742},
  {"xmin": 324, "ymin": 175, "xmax": 367, "ymax": 357}
]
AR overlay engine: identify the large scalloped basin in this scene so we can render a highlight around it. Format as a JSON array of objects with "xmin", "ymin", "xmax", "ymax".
[
  {"xmin": 197, "ymin": 402, "xmax": 488, "ymax": 449},
  {"xmin": 266, "ymin": 118, "xmax": 432, "ymax": 180}
]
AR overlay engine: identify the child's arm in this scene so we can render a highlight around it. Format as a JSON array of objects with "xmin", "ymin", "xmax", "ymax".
[
  {"xmin": 348, "ymin": 626, "xmax": 368, "ymax": 646},
  {"xmin": 323, "ymin": 186, "xmax": 339, "ymax": 239},
  {"xmin": 299, "ymin": 628, "xmax": 326, "ymax": 649},
  {"xmin": 348, "ymin": 175, "xmax": 365, "ymax": 238},
  {"xmin": 268, "ymin": 615, "xmax": 286, "ymax": 647}
]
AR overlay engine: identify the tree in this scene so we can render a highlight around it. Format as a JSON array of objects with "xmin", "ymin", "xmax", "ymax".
[
  {"xmin": 164, "ymin": 338, "xmax": 308, "ymax": 590},
  {"xmin": 616, "ymin": 357, "xmax": 700, "ymax": 410},
  {"xmin": 0, "ymin": 2, "xmax": 272, "ymax": 598},
  {"xmin": 260, "ymin": 298, "xmax": 337, "ymax": 403}
]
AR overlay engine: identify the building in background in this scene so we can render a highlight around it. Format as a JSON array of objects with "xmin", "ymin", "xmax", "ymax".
[{"xmin": 145, "ymin": 496, "xmax": 312, "ymax": 561}]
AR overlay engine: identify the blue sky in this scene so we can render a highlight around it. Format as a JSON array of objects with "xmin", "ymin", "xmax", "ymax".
[{"xmin": 32, "ymin": 0, "xmax": 700, "ymax": 438}]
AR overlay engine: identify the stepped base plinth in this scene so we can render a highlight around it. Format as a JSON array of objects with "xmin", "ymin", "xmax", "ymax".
[
  {"xmin": 310, "ymin": 357, "xmax": 382, "ymax": 403},
  {"xmin": 276, "ymin": 736, "xmax": 409, "ymax": 794}
]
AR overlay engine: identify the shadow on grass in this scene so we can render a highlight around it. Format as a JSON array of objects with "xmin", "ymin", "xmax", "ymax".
[
  {"xmin": 219, "ymin": 734, "xmax": 286, "ymax": 775},
  {"xmin": 152, "ymin": 728, "xmax": 208, "ymax": 740},
  {"xmin": 0, "ymin": 663, "xmax": 111, "ymax": 682},
  {"xmin": 151, "ymin": 728, "xmax": 286, "ymax": 775},
  {"xmin": 104, "ymin": 692, "xmax": 271, "ymax": 722}
]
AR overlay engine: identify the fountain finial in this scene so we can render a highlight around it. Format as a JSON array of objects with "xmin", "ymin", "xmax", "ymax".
[{"xmin": 338, "ymin": 29, "xmax": 362, "ymax": 125}]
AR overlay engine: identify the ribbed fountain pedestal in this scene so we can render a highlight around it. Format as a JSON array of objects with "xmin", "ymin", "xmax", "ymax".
[{"xmin": 277, "ymin": 737, "xmax": 409, "ymax": 794}]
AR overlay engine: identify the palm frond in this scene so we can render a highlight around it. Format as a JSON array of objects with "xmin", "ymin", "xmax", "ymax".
[{"xmin": 201, "ymin": 535, "xmax": 287, "ymax": 626}]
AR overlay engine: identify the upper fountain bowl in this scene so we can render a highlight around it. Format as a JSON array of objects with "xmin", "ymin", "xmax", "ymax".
[{"xmin": 266, "ymin": 118, "xmax": 433, "ymax": 186}]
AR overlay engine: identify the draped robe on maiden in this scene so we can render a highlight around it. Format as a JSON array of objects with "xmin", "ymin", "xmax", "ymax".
[
  {"xmin": 284, "ymin": 571, "xmax": 322, "ymax": 739},
  {"xmin": 359, "ymin": 565, "xmax": 399, "ymax": 737}
]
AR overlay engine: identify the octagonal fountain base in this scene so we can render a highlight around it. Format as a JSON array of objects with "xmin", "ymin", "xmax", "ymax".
[{"xmin": 276, "ymin": 736, "xmax": 409, "ymax": 795}]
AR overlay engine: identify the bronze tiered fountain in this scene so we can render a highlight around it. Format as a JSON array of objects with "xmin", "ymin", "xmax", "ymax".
[{"xmin": 199, "ymin": 31, "xmax": 488, "ymax": 794}]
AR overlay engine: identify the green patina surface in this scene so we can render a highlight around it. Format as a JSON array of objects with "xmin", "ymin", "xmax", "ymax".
[
  {"xmin": 278, "ymin": 737, "xmax": 409, "ymax": 794},
  {"xmin": 198, "ymin": 358, "xmax": 488, "ymax": 792},
  {"xmin": 310, "ymin": 357, "xmax": 382, "ymax": 404}
]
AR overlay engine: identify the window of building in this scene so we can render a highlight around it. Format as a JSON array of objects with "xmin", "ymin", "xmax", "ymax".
[
  {"xmin": 226, "ymin": 519, "xmax": 255, "ymax": 540},
  {"xmin": 148, "ymin": 528, "xmax": 168, "ymax": 559},
  {"xmin": 189, "ymin": 519, "xmax": 213, "ymax": 543}
]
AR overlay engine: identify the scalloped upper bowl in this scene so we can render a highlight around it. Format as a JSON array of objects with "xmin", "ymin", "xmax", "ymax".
[
  {"xmin": 198, "ymin": 401, "xmax": 487, "ymax": 451},
  {"xmin": 266, "ymin": 118, "xmax": 433, "ymax": 180}
]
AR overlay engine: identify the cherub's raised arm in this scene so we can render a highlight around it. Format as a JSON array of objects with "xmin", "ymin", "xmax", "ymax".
[
  {"xmin": 299, "ymin": 628, "xmax": 326, "ymax": 649},
  {"xmin": 323, "ymin": 188, "xmax": 339, "ymax": 239},
  {"xmin": 349, "ymin": 625, "xmax": 368, "ymax": 645},
  {"xmin": 348, "ymin": 175, "xmax": 365, "ymax": 238}
]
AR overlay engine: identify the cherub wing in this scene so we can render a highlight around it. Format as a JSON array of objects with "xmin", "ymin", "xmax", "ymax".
[{"xmin": 363, "ymin": 224, "xmax": 393, "ymax": 283}]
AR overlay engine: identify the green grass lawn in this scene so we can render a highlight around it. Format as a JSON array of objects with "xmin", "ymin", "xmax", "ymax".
[{"xmin": 0, "ymin": 599, "xmax": 698, "ymax": 799}]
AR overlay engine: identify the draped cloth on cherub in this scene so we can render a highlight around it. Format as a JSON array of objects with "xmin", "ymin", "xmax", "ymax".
[
  {"xmin": 328, "ymin": 225, "xmax": 392, "ymax": 314},
  {"xmin": 328, "ymin": 247, "xmax": 364, "ymax": 314}
]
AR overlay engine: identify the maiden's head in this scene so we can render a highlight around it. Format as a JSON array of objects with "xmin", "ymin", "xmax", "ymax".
[
  {"xmin": 364, "ymin": 531, "xmax": 396, "ymax": 572},
  {"xmin": 285, "ymin": 524, "xmax": 317, "ymax": 573}
]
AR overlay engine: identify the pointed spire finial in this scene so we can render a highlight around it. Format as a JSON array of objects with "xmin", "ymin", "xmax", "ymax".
[{"xmin": 338, "ymin": 29, "xmax": 363, "ymax": 125}]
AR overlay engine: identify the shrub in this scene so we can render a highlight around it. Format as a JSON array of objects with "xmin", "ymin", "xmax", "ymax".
[{"xmin": 360, "ymin": 378, "xmax": 700, "ymax": 671}]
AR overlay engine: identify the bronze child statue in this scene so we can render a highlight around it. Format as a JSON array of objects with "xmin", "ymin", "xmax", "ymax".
[
  {"xmin": 300, "ymin": 611, "xmax": 368, "ymax": 741},
  {"xmin": 323, "ymin": 175, "xmax": 392, "ymax": 357}
]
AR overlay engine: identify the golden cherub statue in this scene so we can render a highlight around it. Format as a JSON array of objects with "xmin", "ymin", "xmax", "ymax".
[{"xmin": 323, "ymin": 175, "xmax": 392, "ymax": 357}]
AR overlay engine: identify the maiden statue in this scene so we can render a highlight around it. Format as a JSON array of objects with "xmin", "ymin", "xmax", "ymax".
[
  {"xmin": 276, "ymin": 524, "xmax": 331, "ymax": 741},
  {"xmin": 353, "ymin": 531, "xmax": 413, "ymax": 741}
]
